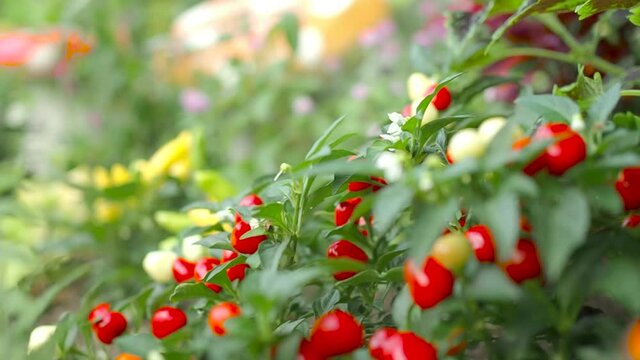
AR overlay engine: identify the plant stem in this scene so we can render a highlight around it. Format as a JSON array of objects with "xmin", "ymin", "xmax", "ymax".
[
  {"xmin": 492, "ymin": 47, "xmax": 625, "ymax": 77},
  {"xmin": 537, "ymin": 14, "xmax": 584, "ymax": 54},
  {"xmin": 621, "ymin": 90, "xmax": 640, "ymax": 97}
]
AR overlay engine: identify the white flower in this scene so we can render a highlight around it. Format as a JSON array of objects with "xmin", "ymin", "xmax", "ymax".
[
  {"xmin": 215, "ymin": 208, "xmax": 235, "ymax": 222},
  {"xmin": 28, "ymin": 325, "xmax": 56, "ymax": 353},
  {"xmin": 571, "ymin": 113, "xmax": 585, "ymax": 131},
  {"xmin": 148, "ymin": 350, "xmax": 166, "ymax": 360},
  {"xmin": 182, "ymin": 235, "xmax": 208, "ymax": 262},
  {"xmin": 375, "ymin": 152, "xmax": 404, "ymax": 182},
  {"xmin": 249, "ymin": 218, "xmax": 260, "ymax": 229},
  {"xmin": 380, "ymin": 113, "xmax": 408, "ymax": 142},
  {"xmin": 143, "ymin": 250, "xmax": 178, "ymax": 283},
  {"xmin": 388, "ymin": 112, "xmax": 406, "ymax": 125},
  {"xmin": 419, "ymin": 172, "xmax": 434, "ymax": 191}
]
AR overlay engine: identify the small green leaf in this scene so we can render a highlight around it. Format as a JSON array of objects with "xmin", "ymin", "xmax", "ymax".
[
  {"xmin": 466, "ymin": 266, "xmax": 522, "ymax": 301},
  {"xmin": 588, "ymin": 83, "xmax": 621, "ymax": 126},
  {"xmin": 475, "ymin": 189, "xmax": 520, "ymax": 261},
  {"xmin": 240, "ymin": 227, "xmax": 267, "ymax": 240},
  {"xmin": 391, "ymin": 287, "xmax": 413, "ymax": 329},
  {"xmin": 373, "ymin": 183, "xmax": 415, "ymax": 236},
  {"xmin": 515, "ymin": 94, "xmax": 580, "ymax": 123},
  {"xmin": 408, "ymin": 199, "xmax": 458, "ymax": 261},
  {"xmin": 306, "ymin": 116, "xmax": 345, "ymax": 161},
  {"xmin": 195, "ymin": 232, "xmax": 233, "ymax": 250},
  {"xmin": 593, "ymin": 256, "xmax": 640, "ymax": 314},
  {"xmin": 169, "ymin": 282, "xmax": 217, "ymax": 302},
  {"xmin": 576, "ymin": 0, "xmax": 639, "ymax": 19},
  {"xmin": 531, "ymin": 187, "xmax": 590, "ymax": 281},
  {"xmin": 114, "ymin": 334, "xmax": 162, "ymax": 356}
]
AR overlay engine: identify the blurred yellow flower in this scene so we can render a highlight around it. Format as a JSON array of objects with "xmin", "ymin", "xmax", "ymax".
[
  {"xmin": 92, "ymin": 166, "xmax": 111, "ymax": 189},
  {"xmin": 94, "ymin": 198, "xmax": 123, "ymax": 223},
  {"xmin": 110, "ymin": 163, "xmax": 132, "ymax": 186},
  {"xmin": 187, "ymin": 208, "xmax": 220, "ymax": 227},
  {"xmin": 147, "ymin": 130, "xmax": 193, "ymax": 181},
  {"xmin": 168, "ymin": 158, "xmax": 191, "ymax": 181}
]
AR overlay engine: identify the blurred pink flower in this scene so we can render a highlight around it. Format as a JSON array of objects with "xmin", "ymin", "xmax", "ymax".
[
  {"xmin": 292, "ymin": 95, "xmax": 315, "ymax": 115},
  {"xmin": 350, "ymin": 83, "xmax": 369, "ymax": 101},
  {"xmin": 359, "ymin": 20, "xmax": 397, "ymax": 48},
  {"xmin": 180, "ymin": 88, "xmax": 211, "ymax": 114},
  {"xmin": 413, "ymin": 16, "xmax": 446, "ymax": 47}
]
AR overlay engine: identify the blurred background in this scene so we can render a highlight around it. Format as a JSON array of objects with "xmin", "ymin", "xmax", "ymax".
[{"xmin": 1, "ymin": 0, "xmax": 638, "ymax": 358}]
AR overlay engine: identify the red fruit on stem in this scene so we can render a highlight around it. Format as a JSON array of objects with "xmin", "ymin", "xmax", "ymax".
[
  {"xmin": 327, "ymin": 240, "xmax": 369, "ymax": 280},
  {"xmin": 426, "ymin": 84, "xmax": 452, "ymax": 111},
  {"xmin": 231, "ymin": 220, "xmax": 267, "ymax": 254},
  {"xmin": 297, "ymin": 338, "xmax": 326, "ymax": 360},
  {"xmin": 465, "ymin": 225, "xmax": 496, "ymax": 262},
  {"xmin": 503, "ymin": 239, "xmax": 542, "ymax": 284},
  {"xmin": 221, "ymin": 249, "xmax": 239, "ymax": 263},
  {"xmin": 512, "ymin": 136, "xmax": 547, "ymax": 176},
  {"xmin": 227, "ymin": 263, "xmax": 250, "ymax": 282},
  {"xmin": 93, "ymin": 311, "xmax": 127, "ymax": 345},
  {"xmin": 335, "ymin": 198, "xmax": 362, "ymax": 226},
  {"xmin": 616, "ymin": 167, "xmax": 640, "ymax": 211},
  {"xmin": 88, "ymin": 303, "xmax": 111, "ymax": 323},
  {"xmin": 309, "ymin": 309, "xmax": 364, "ymax": 357},
  {"xmin": 239, "ymin": 194, "xmax": 263, "ymax": 207},
  {"xmin": 151, "ymin": 306, "xmax": 187, "ymax": 339},
  {"xmin": 172, "ymin": 257, "xmax": 196, "ymax": 283},
  {"xmin": 516, "ymin": 123, "xmax": 587, "ymax": 176},
  {"xmin": 404, "ymin": 256, "xmax": 455, "ymax": 309},
  {"xmin": 369, "ymin": 327, "xmax": 398, "ymax": 359},
  {"xmin": 348, "ymin": 181, "xmax": 372, "ymax": 192},
  {"xmin": 391, "ymin": 332, "xmax": 438, "ymax": 360},
  {"xmin": 623, "ymin": 214, "xmax": 640, "ymax": 229},
  {"xmin": 194, "ymin": 257, "xmax": 222, "ymax": 293},
  {"xmin": 208, "ymin": 302, "xmax": 240, "ymax": 336}
]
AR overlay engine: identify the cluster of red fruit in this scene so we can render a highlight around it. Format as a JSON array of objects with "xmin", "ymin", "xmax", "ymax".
[
  {"xmin": 405, "ymin": 220, "xmax": 542, "ymax": 311},
  {"xmin": 327, "ymin": 176, "xmax": 388, "ymax": 280},
  {"xmin": 297, "ymin": 309, "xmax": 438, "ymax": 360}
]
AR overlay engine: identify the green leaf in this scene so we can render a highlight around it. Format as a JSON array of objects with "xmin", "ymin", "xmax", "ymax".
[
  {"xmin": 195, "ymin": 232, "xmax": 233, "ymax": 250},
  {"xmin": 101, "ymin": 182, "xmax": 138, "ymax": 200},
  {"xmin": 531, "ymin": 187, "xmax": 590, "ymax": 281},
  {"xmin": 466, "ymin": 266, "xmax": 522, "ymax": 301},
  {"xmin": 114, "ymin": 334, "xmax": 162, "ymax": 356},
  {"xmin": 593, "ymin": 257, "xmax": 640, "ymax": 315},
  {"xmin": 576, "ymin": 0, "xmax": 639, "ymax": 19},
  {"xmin": 475, "ymin": 189, "xmax": 520, "ymax": 261},
  {"xmin": 515, "ymin": 95, "xmax": 581, "ymax": 123},
  {"xmin": 630, "ymin": 5, "xmax": 640, "ymax": 26},
  {"xmin": 194, "ymin": 170, "xmax": 237, "ymax": 201},
  {"xmin": 336, "ymin": 269, "xmax": 382, "ymax": 287},
  {"xmin": 272, "ymin": 13, "xmax": 299, "ymax": 49},
  {"xmin": 408, "ymin": 199, "xmax": 458, "ymax": 261},
  {"xmin": 169, "ymin": 282, "xmax": 217, "ymax": 302},
  {"xmin": 391, "ymin": 287, "xmax": 413, "ymax": 329},
  {"xmin": 305, "ymin": 116, "xmax": 345, "ymax": 161},
  {"xmin": 274, "ymin": 318, "xmax": 308, "ymax": 337},
  {"xmin": 588, "ymin": 82, "xmax": 621, "ymax": 126},
  {"xmin": 240, "ymin": 227, "xmax": 267, "ymax": 240},
  {"xmin": 373, "ymin": 183, "xmax": 415, "ymax": 236}
]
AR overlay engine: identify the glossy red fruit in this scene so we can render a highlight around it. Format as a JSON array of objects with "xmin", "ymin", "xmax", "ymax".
[
  {"xmin": 231, "ymin": 220, "xmax": 267, "ymax": 254},
  {"xmin": 512, "ymin": 136, "xmax": 547, "ymax": 176},
  {"xmin": 208, "ymin": 302, "xmax": 240, "ymax": 336},
  {"xmin": 297, "ymin": 338, "xmax": 326, "ymax": 360},
  {"xmin": 93, "ymin": 310, "xmax": 127, "ymax": 345},
  {"xmin": 239, "ymin": 194, "xmax": 263, "ymax": 207},
  {"xmin": 426, "ymin": 84, "xmax": 452, "ymax": 111},
  {"xmin": 227, "ymin": 264, "xmax": 250, "ymax": 282},
  {"xmin": 516, "ymin": 123, "xmax": 587, "ymax": 176},
  {"xmin": 88, "ymin": 303, "xmax": 111, "ymax": 323},
  {"xmin": 334, "ymin": 198, "xmax": 362, "ymax": 226},
  {"xmin": 390, "ymin": 332, "xmax": 438, "ymax": 360},
  {"xmin": 327, "ymin": 240, "xmax": 369, "ymax": 280},
  {"xmin": 221, "ymin": 250, "xmax": 239, "ymax": 263},
  {"xmin": 465, "ymin": 225, "xmax": 496, "ymax": 262},
  {"xmin": 404, "ymin": 256, "xmax": 455, "ymax": 309},
  {"xmin": 623, "ymin": 214, "xmax": 640, "ymax": 228},
  {"xmin": 503, "ymin": 239, "xmax": 542, "ymax": 284},
  {"xmin": 194, "ymin": 257, "xmax": 222, "ymax": 293},
  {"xmin": 151, "ymin": 306, "xmax": 187, "ymax": 339},
  {"xmin": 172, "ymin": 257, "xmax": 196, "ymax": 283},
  {"xmin": 369, "ymin": 327, "xmax": 398, "ymax": 359},
  {"xmin": 309, "ymin": 310, "xmax": 364, "ymax": 357},
  {"xmin": 348, "ymin": 181, "xmax": 372, "ymax": 192},
  {"xmin": 616, "ymin": 167, "xmax": 640, "ymax": 211}
]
